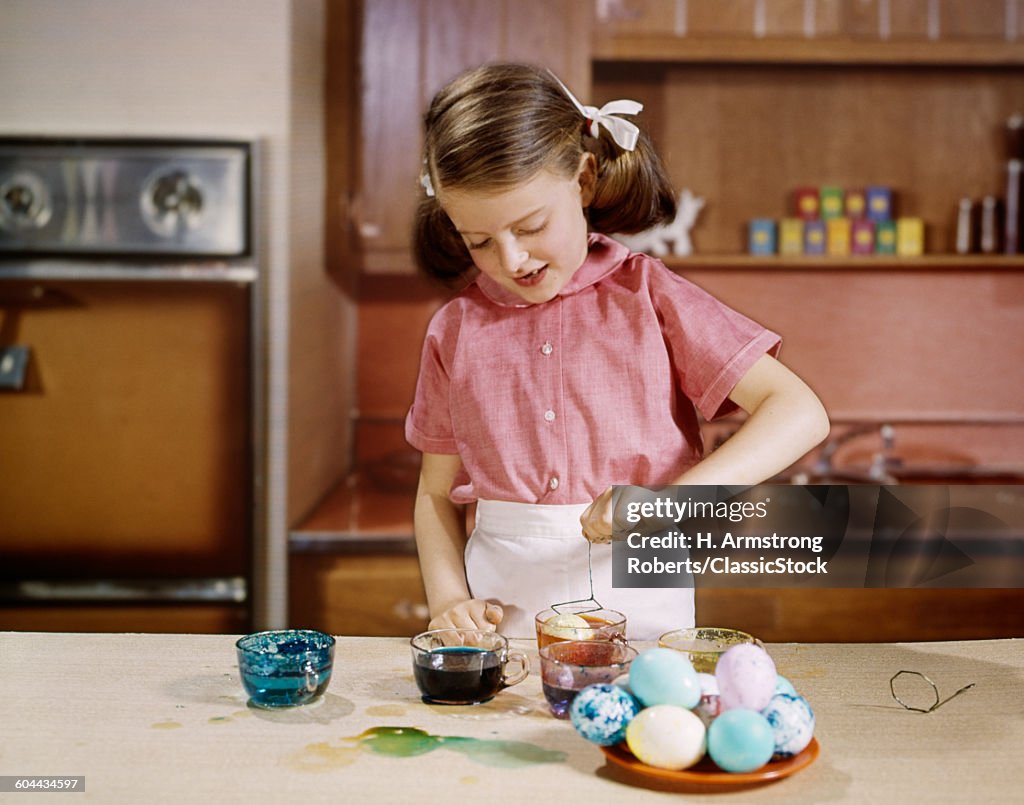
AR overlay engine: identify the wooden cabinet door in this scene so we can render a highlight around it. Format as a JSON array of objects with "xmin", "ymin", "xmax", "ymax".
[{"xmin": 335, "ymin": 0, "xmax": 593, "ymax": 275}]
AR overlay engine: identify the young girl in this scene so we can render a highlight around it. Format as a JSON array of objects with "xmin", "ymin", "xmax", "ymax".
[{"xmin": 405, "ymin": 63, "xmax": 829, "ymax": 640}]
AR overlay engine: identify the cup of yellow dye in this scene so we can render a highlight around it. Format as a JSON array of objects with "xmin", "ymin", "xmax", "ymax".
[{"xmin": 657, "ymin": 627, "xmax": 756, "ymax": 673}]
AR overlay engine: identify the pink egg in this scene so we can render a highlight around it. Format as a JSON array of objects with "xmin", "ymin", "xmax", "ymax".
[{"xmin": 715, "ymin": 643, "xmax": 777, "ymax": 712}]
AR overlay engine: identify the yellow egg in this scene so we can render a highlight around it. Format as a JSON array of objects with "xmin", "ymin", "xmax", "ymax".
[{"xmin": 544, "ymin": 613, "xmax": 591, "ymax": 640}]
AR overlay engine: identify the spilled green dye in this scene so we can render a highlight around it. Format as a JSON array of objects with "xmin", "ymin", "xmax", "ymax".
[{"xmin": 351, "ymin": 726, "xmax": 567, "ymax": 768}]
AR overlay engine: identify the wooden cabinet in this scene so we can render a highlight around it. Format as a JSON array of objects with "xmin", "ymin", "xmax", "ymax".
[
  {"xmin": 327, "ymin": 0, "xmax": 593, "ymax": 275},
  {"xmin": 289, "ymin": 550, "xmax": 429, "ymax": 636},
  {"xmin": 590, "ymin": 0, "xmax": 1024, "ymax": 267}
]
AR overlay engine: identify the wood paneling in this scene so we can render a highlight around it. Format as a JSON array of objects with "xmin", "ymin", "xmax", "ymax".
[
  {"xmin": 290, "ymin": 551, "xmax": 428, "ymax": 636},
  {"xmin": 696, "ymin": 588, "xmax": 1024, "ymax": 642}
]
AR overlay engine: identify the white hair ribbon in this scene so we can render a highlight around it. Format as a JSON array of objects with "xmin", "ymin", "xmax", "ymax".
[
  {"xmin": 549, "ymin": 71, "xmax": 643, "ymax": 152},
  {"xmin": 420, "ymin": 170, "xmax": 435, "ymax": 198}
]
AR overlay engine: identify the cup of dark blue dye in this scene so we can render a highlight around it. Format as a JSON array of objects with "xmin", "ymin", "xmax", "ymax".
[
  {"xmin": 410, "ymin": 629, "xmax": 529, "ymax": 705},
  {"xmin": 236, "ymin": 629, "xmax": 335, "ymax": 708}
]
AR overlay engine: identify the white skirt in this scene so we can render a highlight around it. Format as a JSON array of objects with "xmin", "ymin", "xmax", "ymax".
[{"xmin": 465, "ymin": 499, "xmax": 695, "ymax": 640}]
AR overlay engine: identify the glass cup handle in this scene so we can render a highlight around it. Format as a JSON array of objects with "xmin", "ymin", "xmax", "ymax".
[
  {"xmin": 501, "ymin": 650, "xmax": 530, "ymax": 688},
  {"xmin": 303, "ymin": 662, "xmax": 320, "ymax": 694}
]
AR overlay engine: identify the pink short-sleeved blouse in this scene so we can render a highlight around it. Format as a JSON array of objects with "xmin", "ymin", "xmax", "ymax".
[{"xmin": 405, "ymin": 233, "xmax": 781, "ymax": 505}]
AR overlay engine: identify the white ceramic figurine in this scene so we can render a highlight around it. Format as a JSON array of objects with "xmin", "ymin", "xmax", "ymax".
[{"xmin": 617, "ymin": 188, "xmax": 705, "ymax": 257}]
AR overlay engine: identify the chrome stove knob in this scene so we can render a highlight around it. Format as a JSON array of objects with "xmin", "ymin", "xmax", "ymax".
[
  {"xmin": 141, "ymin": 170, "xmax": 204, "ymax": 237},
  {"xmin": 0, "ymin": 172, "xmax": 53, "ymax": 232}
]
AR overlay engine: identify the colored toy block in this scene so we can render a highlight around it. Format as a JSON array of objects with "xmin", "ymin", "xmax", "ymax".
[
  {"xmin": 820, "ymin": 186, "xmax": 845, "ymax": 220},
  {"xmin": 850, "ymin": 219, "xmax": 875, "ymax": 254},
  {"xmin": 845, "ymin": 189, "xmax": 867, "ymax": 219},
  {"xmin": 896, "ymin": 217, "xmax": 924, "ymax": 256},
  {"xmin": 804, "ymin": 219, "xmax": 826, "ymax": 255},
  {"xmin": 826, "ymin": 217, "xmax": 851, "ymax": 256},
  {"xmin": 866, "ymin": 186, "xmax": 893, "ymax": 222},
  {"xmin": 793, "ymin": 187, "xmax": 820, "ymax": 221},
  {"xmin": 875, "ymin": 220, "xmax": 897, "ymax": 254},
  {"xmin": 779, "ymin": 218, "xmax": 804, "ymax": 255},
  {"xmin": 748, "ymin": 218, "xmax": 777, "ymax": 255}
]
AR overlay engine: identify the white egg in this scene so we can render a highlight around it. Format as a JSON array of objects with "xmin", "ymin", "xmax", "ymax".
[
  {"xmin": 625, "ymin": 705, "xmax": 706, "ymax": 771},
  {"xmin": 544, "ymin": 613, "xmax": 591, "ymax": 640}
]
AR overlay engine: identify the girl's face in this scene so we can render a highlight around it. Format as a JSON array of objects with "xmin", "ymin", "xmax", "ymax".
[{"xmin": 439, "ymin": 156, "xmax": 596, "ymax": 304}]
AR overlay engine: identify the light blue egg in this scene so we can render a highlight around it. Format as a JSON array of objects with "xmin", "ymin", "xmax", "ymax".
[
  {"xmin": 762, "ymin": 693, "xmax": 815, "ymax": 758},
  {"xmin": 774, "ymin": 675, "xmax": 797, "ymax": 696},
  {"xmin": 570, "ymin": 683, "xmax": 641, "ymax": 746},
  {"xmin": 628, "ymin": 648, "xmax": 700, "ymax": 709},
  {"xmin": 707, "ymin": 709, "xmax": 775, "ymax": 773}
]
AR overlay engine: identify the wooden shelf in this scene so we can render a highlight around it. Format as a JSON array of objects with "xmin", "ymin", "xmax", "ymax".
[
  {"xmin": 665, "ymin": 255, "xmax": 1024, "ymax": 271},
  {"xmin": 592, "ymin": 35, "xmax": 1024, "ymax": 66}
]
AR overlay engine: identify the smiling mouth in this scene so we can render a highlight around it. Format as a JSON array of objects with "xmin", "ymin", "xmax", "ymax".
[{"xmin": 514, "ymin": 266, "xmax": 547, "ymax": 286}]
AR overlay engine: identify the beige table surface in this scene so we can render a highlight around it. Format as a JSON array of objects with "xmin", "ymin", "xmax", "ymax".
[{"xmin": 1, "ymin": 632, "xmax": 1021, "ymax": 803}]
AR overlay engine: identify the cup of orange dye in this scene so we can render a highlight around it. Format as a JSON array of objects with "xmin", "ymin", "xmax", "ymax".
[{"xmin": 534, "ymin": 605, "xmax": 627, "ymax": 651}]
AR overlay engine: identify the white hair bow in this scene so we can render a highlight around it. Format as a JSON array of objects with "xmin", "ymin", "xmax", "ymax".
[{"xmin": 549, "ymin": 71, "xmax": 643, "ymax": 152}]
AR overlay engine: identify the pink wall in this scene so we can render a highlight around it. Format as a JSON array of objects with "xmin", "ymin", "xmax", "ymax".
[{"xmin": 357, "ymin": 265, "xmax": 1024, "ymax": 474}]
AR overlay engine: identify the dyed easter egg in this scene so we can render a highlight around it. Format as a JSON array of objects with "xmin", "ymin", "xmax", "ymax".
[
  {"xmin": 570, "ymin": 683, "xmax": 640, "ymax": 746},
  {"xmin": 706, "ymin": 708, "xmax": 775, "ymax": 773},
  {"xmin": 774, "ymin": 674, "xmax": 797, "ymax": 697},
  {"xmin": 625, "ymin": 705, "xmax": 706, "ymax": 771},
  {"xmin": 544, "ymin": 613, "xmax": 591, "ymax": 640},
  {"xmin": 716, "ymin": 643, "xmax": 777, "ymax": 712},
  {"xmin": 628, "ymin": 648, "xmax": 701, "ymax": 709},
  {"xmin": 762, "ymin": 693, "xmax": 815, "ymax": 758},
  {"xmin": 693, "ymin": 671, "xmax": 722, "ymax": 725}
]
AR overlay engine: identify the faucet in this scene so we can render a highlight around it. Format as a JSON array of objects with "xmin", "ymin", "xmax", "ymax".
[{"xmin": 810, "ymin": 422, "xmax": 897, "ymax": 483}]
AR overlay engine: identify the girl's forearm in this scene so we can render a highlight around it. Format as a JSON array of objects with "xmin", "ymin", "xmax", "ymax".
[
  {"xmin": 676, "ymin": 356, "xmax": 830, "ymax": 486},
  {"xmin": 414, "ymin": 487, "xmax": 471, "ymax": 619}
]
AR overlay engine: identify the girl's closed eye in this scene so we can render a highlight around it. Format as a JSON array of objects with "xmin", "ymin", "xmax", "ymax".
[{"xmin": 466, "ymin": 238, "xmax": 491, "ymax": 251}]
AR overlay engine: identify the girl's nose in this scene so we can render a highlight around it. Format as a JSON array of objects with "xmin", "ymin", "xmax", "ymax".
[{"xmin": 497, "ymin": 239, "xmax": 528, "ymax": 274}]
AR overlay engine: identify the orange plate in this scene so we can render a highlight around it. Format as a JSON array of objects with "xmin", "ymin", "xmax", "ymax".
[{"xmin": 601, "ymin": 737, "xmax": 819, "ymax": 786}]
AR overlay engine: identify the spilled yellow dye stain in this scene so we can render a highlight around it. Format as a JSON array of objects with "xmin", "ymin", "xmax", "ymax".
[
  {"xmin": 365, "ymin": 704, "xmax": 407, "ymax": 717},
  {"xmin": 151, "ymin": 721, "xmax": 183, "ymax": 730},
  {"xmin": 232, "ymin": 710, "xmax": 252, "ymax": 719},
  {"xmin": 285, "ymin": 741, "xmax": 361, "ymax": 772},
  {"xmin": 460, "ymin": 776, "xmax": 480, "ymax": 785}
]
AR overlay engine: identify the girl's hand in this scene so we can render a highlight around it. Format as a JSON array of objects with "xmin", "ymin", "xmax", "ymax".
[
  {"xmin": 428, "ymin": 599, "xmax": 504, "ymax": 632},
  {"xmin": 580, "ymin": 486, "xmax": 615, "ymax": 544}
]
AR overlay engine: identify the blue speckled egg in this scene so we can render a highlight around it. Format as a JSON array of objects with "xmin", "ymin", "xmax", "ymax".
[
  {"xmin": 774, "ymin": 674, "xmax": 797, "ymax": 697},
  {"xmin": 628, "ymin": 648, "xmax": 700, "ymax": 709},
  {"xmin": 706, "ymin": 708, "xmax": 775, "ymax": 773},
  {"xmin": 762, "ymin": 693, "xmax": 815, "ymax": 758},
  {"xmin": 570, "ymin": 683, "xmax": 641, "ymax": 746}
]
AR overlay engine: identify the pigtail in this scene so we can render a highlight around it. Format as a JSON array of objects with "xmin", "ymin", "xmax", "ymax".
[
  {"xmin": 586, "ymin": 127, "xmax": 677, "ymax": 235},
  {"xmin": 412, "ymin": 194, "xmax": 475, "ymax": 284}
]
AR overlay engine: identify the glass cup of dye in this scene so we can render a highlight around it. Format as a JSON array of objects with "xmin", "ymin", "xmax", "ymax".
[
  {"xmin": 539, "ymin": 639, "xmax": 638, "ymax": 719},
  {"xmin": 236, "ymin": 629, "xmax": 335, "ymax": 708},
  {"xmin": 410, "ymin": 629, "xmax": 529, "ymax": 705},
  {"xmin": 534, "ymin": 605, "xmax": 627, "ymax": 651},
  {"xmin": 657, "ymin": 626, "xmax": 757, "ymax": 673}
]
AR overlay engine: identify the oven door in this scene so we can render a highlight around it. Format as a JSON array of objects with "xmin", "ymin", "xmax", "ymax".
[{"xmin": 0, "ymin": 278, "xmax": 251, "ymax": 632}]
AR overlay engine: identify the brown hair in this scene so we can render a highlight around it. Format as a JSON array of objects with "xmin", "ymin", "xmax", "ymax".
[{"xmin": 414, "ymin": 62, "xmax": 676, "ymax": 283}]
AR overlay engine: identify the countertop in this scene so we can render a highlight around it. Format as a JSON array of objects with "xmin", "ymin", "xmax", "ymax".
[{"xmin": 1, "ymin": 632, "xmax": 1021, "ymax": 802}]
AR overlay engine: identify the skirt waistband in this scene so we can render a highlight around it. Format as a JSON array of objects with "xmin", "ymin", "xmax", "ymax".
[{"xmin": 474, "ymin": 499, "xmax": 590, "ymax": 538}]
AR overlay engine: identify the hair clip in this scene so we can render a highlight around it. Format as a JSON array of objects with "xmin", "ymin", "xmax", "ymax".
[{"xmin": 548, "ymin": 70, "xmax": 643, "ymax": 152}]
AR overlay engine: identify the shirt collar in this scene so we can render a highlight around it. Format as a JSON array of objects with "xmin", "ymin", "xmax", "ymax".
[{"xmin": 474, "ymin": 233, "xmax": 630, "ymax": 308}]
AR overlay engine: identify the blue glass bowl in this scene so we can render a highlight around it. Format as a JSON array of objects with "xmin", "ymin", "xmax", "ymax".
[{"xmin": 236, "ymin": 629, "xmax": 335, "ymax": 708}]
